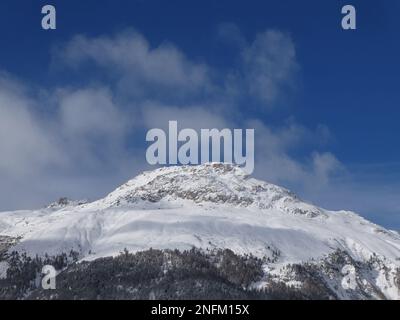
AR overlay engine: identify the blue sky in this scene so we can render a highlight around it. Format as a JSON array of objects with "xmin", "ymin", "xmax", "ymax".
[{"xmin": 0, "ymin": 0, "xmax": 399, "ymax": 229}]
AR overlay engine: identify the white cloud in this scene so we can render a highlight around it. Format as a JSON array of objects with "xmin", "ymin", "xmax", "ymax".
[
  {"xmin": 59, "ymin": 88, "xmax": 126, "ymax": 139},
  {"xmin": 0, "ymin": 76, "xmax": 142, "ymax": 209},
  {"xmin": 55, "ymin": 28, "xmax": 298, "ymax": 110},
  {"xmin": 55, "ymin": 87, "xmax": 138, "ymax": 172},
  {"xmin": 245, "ymin": 119, "xmax": 342, "ymax": 192},
  {"xmin": 0, "ymin": 74, "xmax": 63, "ymax": 177},
  {"xmin": 311, "ymin": 152, "xmax": 343, "ymax": 185},
  {"xmin": 241, "ymin": 30, "xmax": 298, "ymax": 106},
  {"xmin": 55, "ymin": 30, "xmax": 211, "ymax": 100}
]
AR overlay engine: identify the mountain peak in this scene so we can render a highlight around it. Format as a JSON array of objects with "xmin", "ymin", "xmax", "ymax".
[{"xmin": 96, "ymin": 163, "xmax": 323, "ymax": 217}]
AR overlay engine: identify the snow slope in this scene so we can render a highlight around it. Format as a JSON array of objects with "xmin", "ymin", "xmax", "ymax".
[{"xmin": 0, "ymin": 163, "xmax": 399, "ymax": 298}]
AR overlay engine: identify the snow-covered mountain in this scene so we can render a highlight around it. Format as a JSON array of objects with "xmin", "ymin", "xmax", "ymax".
[{"xmin": 0, "ymin": 163, "xmax": 399, "ymax": 299}]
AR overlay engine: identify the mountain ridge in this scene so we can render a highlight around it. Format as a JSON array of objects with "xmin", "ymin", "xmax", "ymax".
[{"xmin": 89, "ymin": 163, "xmax": 324, "ymax": 218}]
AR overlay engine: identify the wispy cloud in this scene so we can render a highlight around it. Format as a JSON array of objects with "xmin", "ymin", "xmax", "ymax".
[
  {"xmin": 54, "ymin": 29, "xmax": 212, "ymax": 102},
  {"xmin": 240, "ymin": 30, "xmax": 298, "ymax": 106}
]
